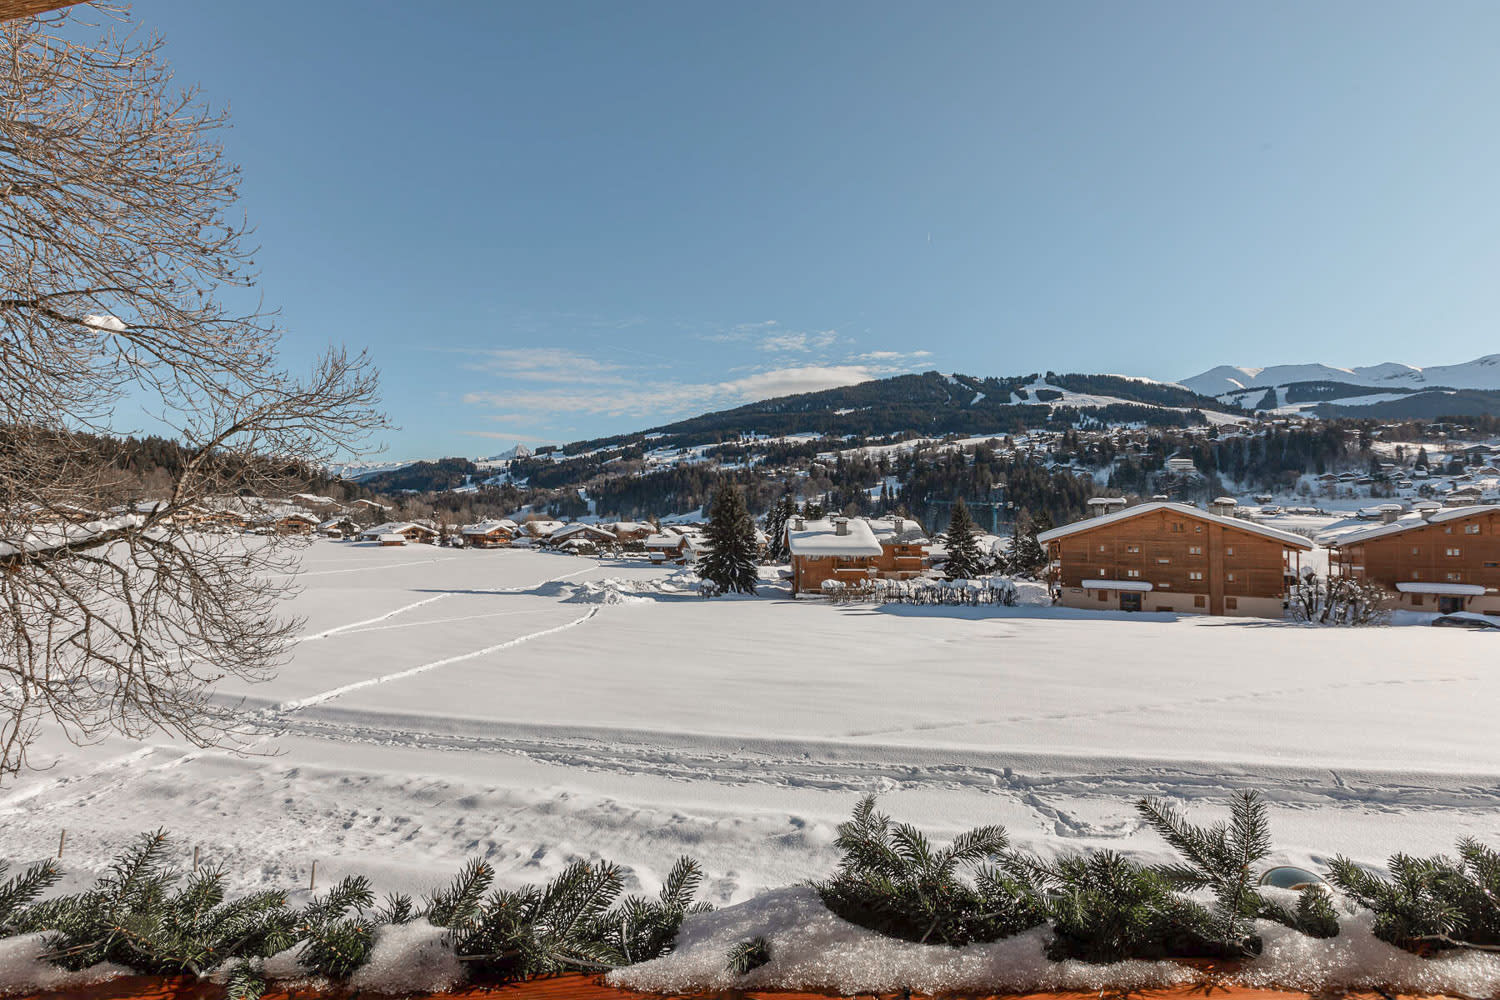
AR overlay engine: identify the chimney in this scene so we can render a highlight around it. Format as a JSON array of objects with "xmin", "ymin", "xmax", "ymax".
[
  {"xmin": 1381, "ymin": 508, "xmax": 1399, "ymax": 525},
  {"xmin": 834, "ymin": 518, "xmax": 849, "ymax": 536},
  {"xmin": 792, "ymin": 516, "xmax": 805, "ymax": 531},
  {"xmin": 892, "ymin": 516, "xmax": 904, "ymax": 533}
]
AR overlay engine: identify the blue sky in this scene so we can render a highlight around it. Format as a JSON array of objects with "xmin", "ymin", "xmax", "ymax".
[{"xmin": 136, "ymin": 0, "xmax": 1500, "ymax": 459}]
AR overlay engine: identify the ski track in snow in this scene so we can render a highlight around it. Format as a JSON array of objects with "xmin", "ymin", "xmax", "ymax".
[
  {"xmin": 297, "ymin": 593, "xmax": 454, "ymax": 642},
  {"xmin": 266, "ymin": 713, "xmax": 1500, "ymax": 820},
  {"xmin": 273, "ymin": 608, "xmax": 601, "ymax": 713}
]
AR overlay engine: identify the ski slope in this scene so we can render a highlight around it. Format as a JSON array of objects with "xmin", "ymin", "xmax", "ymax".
[{"xmin": 2, "ymin": 542, "xmax": 1497, "ymax": 908}]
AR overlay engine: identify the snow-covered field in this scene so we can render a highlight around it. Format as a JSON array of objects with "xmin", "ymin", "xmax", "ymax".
[{"xmin": 3, "ymin": 541, "xmax": 1498, "ymax": 912}]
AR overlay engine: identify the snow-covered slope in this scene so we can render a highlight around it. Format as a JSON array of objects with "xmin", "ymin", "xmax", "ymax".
[{"xmin": 1181, "ymin": 355, "xmax": 1500, "ymax": 395}]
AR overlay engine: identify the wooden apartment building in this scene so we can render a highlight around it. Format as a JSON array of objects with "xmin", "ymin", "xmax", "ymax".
[
  {"xmin": 1326, "ymin": 505, "xmax": 1500, "ymax": 614},
  {"xmin": 1038, "ymin": 501, "xmax": 1312, "ymax": 617}
]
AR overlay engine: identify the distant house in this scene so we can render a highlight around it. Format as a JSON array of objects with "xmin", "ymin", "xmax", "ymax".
[
  {"xmin": 549, "ymin": 523, "xmax": 617, "ymax": 550},
  {"xmin": 460, "ymin": 519, "xmax": 518, "ymax": 548},
  {"xmin": 522, "ymin": 519, "xmax": 566, "ymax": 541},
  {"xmin": 261, "ymin": 512, "xmax": 319, "ymax": 536},
  {"xmin": 1163, "ymin": 452, "xmax": 1198, "ymax": 475},
  {"xmin": 377, "ymin": 533, "xmax": 407, "ymax": 547},
  {"xmin": 317, "ymin": 517, "xmax": 357, "ymax": 539},
  {"xmin": 359, "ymin": 521, "xmax": 438, "ymax": 544},
  {"xmin": 643, "ymin": 533, "xmax": 692, "ymax": 564},
  {"xmin": 611, "ymin": 521, "xmax": 656, "ymax": 544},
  {"xmin": 1326, "ymin": 504, "xmax": 1500, "ymax": 615},
  {"xmin": 1037, "ymin": 501, "xmax": 1312, "ymax": 617},
  {"xmin": 786, "ymin": 516, "xmax": 885, "ymax": 595}
]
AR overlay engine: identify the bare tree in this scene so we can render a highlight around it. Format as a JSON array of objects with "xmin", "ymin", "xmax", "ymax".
[{"xmin": 0, "ymin": 7, "xmax": 388, "ymax": 778}]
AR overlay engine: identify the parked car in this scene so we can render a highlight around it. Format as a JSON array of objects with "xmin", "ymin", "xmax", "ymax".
[{"xmin": 1431, "ymin": 613, "xmax": 1500, "ymax": 630}]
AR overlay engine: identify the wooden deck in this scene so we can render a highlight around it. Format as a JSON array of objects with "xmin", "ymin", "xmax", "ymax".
[{"xmin": 0, "ymin": 972, "xmax": 1469, "ymax": 1000}]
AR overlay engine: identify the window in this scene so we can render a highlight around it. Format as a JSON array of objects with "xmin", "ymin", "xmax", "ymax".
[
  {"xmin": 1445, "ymin": 526, "xmax": 1454, "ymax": 534},
  {"xmin": 1125, "ymin": 569, "xmax": 1141, "ymax": 578},
  {"xmin": 1098, "ymin": 544, "xmax": 1107, "ymax": 552},
  {"xmin": 1486, "ymin": 562, "xmax": 1499, "ymax": 569},
  {"xmin": 1097, "ymin": 590, "xmax": 1107, "ymax": 601},
  {"xmin": 1411, "ymin": 546, "xmax": 1421, "ymax": 556},
  {"xmin": 1195, "ymin": 524, "xmax": 1203, "ymax": 533},
  {"xmin": 1170, "ymin": 522, "xmax": 1184, "ymax": 533},
  {"xmin": 1126, "ymin": 544, "xmax": 1140, "ymax": 553},
  {"xmin": 1466, "ymin": 524, "xmax": 1481, "ymax": 534},
  {"xmin": 1159, "ymin": 582, "xmax": 1172, "ymax": 589},
  {"xmin": 1099, "ymin": 569, "xmax": 1106, "ymax": 577},
  {"xmin": 1226, "ymin": 546, "xmax": 1235, "ymax": 556},
  {"xmin": 1446, "ymin": 547, "xmax": 1462, "ymax": 557},
  {"xmin": 1193, "ymin": 595, "xmax": 1206, "ymax": 608},
  {"xmin": 1188, "ymin": 571, "xmax": 1204, "ymax": 581},
  {"xmin": 1447, "ymin": 572, "xmax": 1464, "ymax": 582},
  {"xmin": 1225, "ymin": 597, "xmax": 1238, "ymax": 610},
  {"xmin": 1226, "ymin": 572, "xmax": 1237, "ymax": 582},
  {"xmin": 1189, "ymin": 545, "xmax": 1202, "ymax": 555},
  {"xmin": 1157, "ymin": 557, "xmax": 1171, "ymax": 564}
]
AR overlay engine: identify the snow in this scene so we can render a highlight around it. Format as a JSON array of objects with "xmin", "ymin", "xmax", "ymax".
[
  {"xmin": 1080, "ymin": 579, "xmax": 1153, "ymax": 591},
  {"xmin": 2, "ymin": 541, "xmax": 1499, "ymax": 985},
  {"xmin": 611, "ymin": 887, "xmax": 1195, "ymax": 995},
  {"xmin": 0, "ymin": 935, "xmax": 127, "ymax": 993},
  {"xmin": 1036, "ymin": 501, "xmax": 1313, "ymax": 550},
  {"xmin": 348, "ymin": 921, "xmax": 465, "ymax": 994},
  {"xmin": 1394, "ymin": 581, "xmax": 1487, "ymax": 596},
  {"xmin": 1181, "ymin": 354, "xmax": 1500, "ymax": 396},
  {"xmin": 786, "ymin": 517, "xmax": 884, "ymax": 557}
]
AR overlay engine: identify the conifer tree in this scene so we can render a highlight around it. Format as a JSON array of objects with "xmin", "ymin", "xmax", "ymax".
[
  {"xmin": 762, "ymin": 497, "xmax": 794, "ymax": 563},
  {"xmin": 699, "ymin": 485, "xmax": 759, "ymax": 595},
  {"xmin": 1006, "ymin": 510, "xmax": 1047, "ymax": 578},
  {"xmin": 944, "ymin": 499, "xmax": 984, "ymax": 580}
]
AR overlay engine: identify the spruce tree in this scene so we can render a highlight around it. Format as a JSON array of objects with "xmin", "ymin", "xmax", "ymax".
[
  {"xmin": 762, "ymin": 497, "xmax": 794, "ymax": 563},
  {"xmin": 699, "ymin": 484, "xmax": 759, "ymax": 595},
  {"xmin": 1007, "ymin": 510, "xmax": 1047, "ymax": 578},
  {"xmin": 944, "ymin": 499, "xmax": 984, "ymax": 580}
]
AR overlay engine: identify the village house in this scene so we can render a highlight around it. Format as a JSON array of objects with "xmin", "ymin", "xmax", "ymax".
[
  {"xmin": 258, "ymin": 511, "xmax": 319, "ymax": 536},
  {"xmin": 549, "ymin": 523, "xmax": 617, "ymax": 552},
  {"xmin": 1037, "ymin": 501, "xmax": 1312, "ymax": 617},
  {"xmin": 459, "ymin": 518, "xmax": 518, "ymax": 548},
  {"xmin": 610, "ymin": 521, "xmax": 656, "ymax": 544},
  {"xmin": 786, "ymin": 516, "xmax": 886, "ymax": 595},
  {"xmin": 866, "ymin": 516, "xmax": 931, "ymax": 581},
  {"xmin": 358, "ymin": 521, "xmax": 439, "ymax": 544},
  {"xmin": 643, "ymin": 532, "xmax": 692, "ymax": 564},
  {"xmin": 1326, "ymin": 504, "xmax": 1500, "ymax": 615}
]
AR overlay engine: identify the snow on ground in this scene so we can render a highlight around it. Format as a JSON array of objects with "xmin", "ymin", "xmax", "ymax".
[{"xmin": 2, "ymin": 541, "xmax": 1498, "ymax": 916}]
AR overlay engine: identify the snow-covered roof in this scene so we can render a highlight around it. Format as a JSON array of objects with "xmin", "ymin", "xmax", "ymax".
[
  {"xmin": 1036, "ymin": 502, "xmax": 1313, "ymax": 550},
  {"xmin": 1394, "ymin": 582, "xmax": 1487, "ymax": 596},
  {"xmin": 1081, "ymin": 579, "xmax": 1153, "ymax": 592},
  {"xmin": 644, "ymin": 534, "xmax": 686, "ymax": 548},
  {"xmin": 461, "ymin": 519, "xmax": 516, "ymax": 536},
  {"xmin": 363, "ymin": 521, "xmax": 433, "ymax": 536},
  {"xmin": 866, "ymin": 517, "xmax": 929, "ymax": 545},
  {"xmin": 1328, "ymin": 504, "xmax": 1499, "ymax": 546},
  {"xmin": 552, "ymin": 523, "xmax": 616, "ymax": 541},
  {"xmin": 523, "ymin": 520, "xmax": 566, "ymax": 537},
  {"xmin": 376, "ymin": 533, "xmax": 406, "ymax": 544},
  {"xmin": 787, "ymin": 518, "xmax": 883, "ymax": 557}
]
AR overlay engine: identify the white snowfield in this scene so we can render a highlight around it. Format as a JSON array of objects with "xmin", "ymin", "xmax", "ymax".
[{"xmin": 2, "ymin": 542, "xmax": 1499, "ymax": 919}]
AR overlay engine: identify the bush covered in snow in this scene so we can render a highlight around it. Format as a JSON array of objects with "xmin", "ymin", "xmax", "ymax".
[
  {"xmin": 824, "ymin": 575, "xmax": 1020, "ymax": 606},
  {"xmin": 3, "ymin": 798, "xmax": 1500, "ymax": 997},
  {"xmin": 1288, "ymin": 574, "xmax": 1391, "ymax": 626}
]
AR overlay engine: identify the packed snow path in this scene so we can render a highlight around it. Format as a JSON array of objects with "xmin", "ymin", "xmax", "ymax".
[{"xmin": 3, "ymin": 542, "xmax": 1498, "ymax": 906}]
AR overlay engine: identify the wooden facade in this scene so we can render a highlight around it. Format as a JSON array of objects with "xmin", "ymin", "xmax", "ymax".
[
  {"xmin": 787, "ymin": 517, "xmax": 932, "ymax": 595},
  {"xmin": 1328, "ymin": 506, "xmax": 1500, "ymax": 614},
  {"xmin": 1039, "ymin": 503, "xmax": 1310, "ymax": 618}
]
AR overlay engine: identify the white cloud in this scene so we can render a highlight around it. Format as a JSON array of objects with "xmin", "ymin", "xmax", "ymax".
[
  {"xmin": 759, "ymin": 330, "xmax": 838, "ymax": 353},
  {"xmin": 854, "ymin": 350, "xmax": 933, "ymax": 362},
  {"xmin": 463, "ymin": 364, "xmax": 892, "ymax": 419},
  {"xmin": 461, "ymin": 348, "xmax": 627, "ymax": 384}
]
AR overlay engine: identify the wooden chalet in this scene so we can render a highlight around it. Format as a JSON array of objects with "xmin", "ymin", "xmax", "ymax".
[
  {"xmin": 786, "ymin": 516, "xmax": 884, "ymax": 595},
  {"xmin": 1037, "ymin": 501, "xmax": 1312, "ymax": 617},
  {"xmin": 459, "ymin": 519, "xmax": 518, "ymax": 548},
  {"xmin": 867, "ymin": 516, "xmax": 931, "ymax": 581},
  {"xmin": 358, "ymin": 521, "xmax": 438, "ymax": 544},
  {"xmin": 643, "ymin": 533, "xmax": 692, "ymax": 564},
  {"xmin": 610, "ymin": 521, "xmax": 656, "ymax": 544},
  {"xmin": 1326, "ymin": 504, "xmax": 1500, "ymax": 615},
  {"xmin": 549, "ymin": 523, "xmax": 617, "ymax": 550}
]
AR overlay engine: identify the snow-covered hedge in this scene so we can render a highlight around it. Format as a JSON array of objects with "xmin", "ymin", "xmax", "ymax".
[
  {"xmin": 823, "ymin": 575, "xmax": 1020, "ymax": 606},
  {"xmin": 2, "ymin": 795, "xmax": 1498, "ymax": 998}
]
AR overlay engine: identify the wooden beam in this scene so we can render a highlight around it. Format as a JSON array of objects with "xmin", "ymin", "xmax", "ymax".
[{"xmin": 0, "ymin": 0, "xmax": 84, "ymax": 23}]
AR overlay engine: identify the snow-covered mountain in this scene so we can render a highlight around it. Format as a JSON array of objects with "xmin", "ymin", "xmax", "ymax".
[{"xmin": 1181, "ymin": 355, "xmax": 1500, "ymax": 396}]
